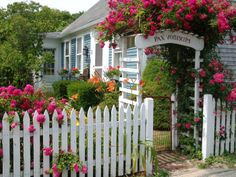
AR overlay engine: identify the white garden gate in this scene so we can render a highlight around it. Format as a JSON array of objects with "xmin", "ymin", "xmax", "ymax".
[{"xmin": 0, "ymin": 98, "xmax": 153, "ymax": 177}]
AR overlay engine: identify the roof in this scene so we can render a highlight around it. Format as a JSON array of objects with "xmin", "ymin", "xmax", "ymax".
[
  {"xmin": 61, "ymin": 0, "xmax": 109, "ymax": 37},
  {"xmin": 44, "ymin": 32, "xmax": 61, "ymax": 39}
]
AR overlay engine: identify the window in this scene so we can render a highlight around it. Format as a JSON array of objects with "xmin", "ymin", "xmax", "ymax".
[
  {"xmin": 64, "ymin": 41, "xmax": 70, "ymax": 69},
  {"xmin": 43, "ymin": 49, "xmax": 55, "ymax": 75},
  {"xmin": 127, "ymin": 36, "xmax": 135, "ymax": 48},
  {"xmin": 76, "ymin": 37, "xmax": 82, "ymax": 71}
]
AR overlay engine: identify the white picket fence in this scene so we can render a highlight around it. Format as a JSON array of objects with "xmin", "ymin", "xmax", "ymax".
[
  {"xmin": 202, "ymin": 94, "xmax": 236, "ymax": 159},
  {"xmin": 0, "ymin": 98, "xmax": 153, "ymax": 177}
]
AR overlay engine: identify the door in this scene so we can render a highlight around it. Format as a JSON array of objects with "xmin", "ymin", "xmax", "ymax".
[{"xmin": 94, "ymin": 43, "xmax": 103, "ymax": 77}]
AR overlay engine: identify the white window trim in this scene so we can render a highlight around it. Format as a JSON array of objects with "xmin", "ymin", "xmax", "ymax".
[
  {"xmin": 76, "ymin": 36, "xmax": 83, "ymax": 73},
  {"xmin": 64, "ymin": 40, "xmax": 71, "ymax": 70}
]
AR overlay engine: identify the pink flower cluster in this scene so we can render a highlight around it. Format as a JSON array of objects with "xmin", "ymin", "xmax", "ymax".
[{"xmin": 97, "ymin": 0, "xmax": 236, "ymax": 46}]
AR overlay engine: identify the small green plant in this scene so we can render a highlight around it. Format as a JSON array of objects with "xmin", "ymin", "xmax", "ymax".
[
  {"xmin": 104, "ymin": 66, "xmax": 120, "ymax": 79},
  {"xmin": 52, "ymin": 80, "xmax": 72, "ymax": 98}
]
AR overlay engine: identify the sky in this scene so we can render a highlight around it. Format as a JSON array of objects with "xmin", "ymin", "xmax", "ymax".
[{"xmin": 0, "ymin": 0, "xmax": 100, "ymax": 13}]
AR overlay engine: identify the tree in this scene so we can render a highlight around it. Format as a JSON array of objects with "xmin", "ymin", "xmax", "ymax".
[{"xmin": 0, "ymin": 1, "xmax": 83, "ymax": 88}]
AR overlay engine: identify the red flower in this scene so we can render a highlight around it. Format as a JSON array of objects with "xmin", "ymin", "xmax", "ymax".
[
  {"xmin": 185, "ymin": 123, "xmax": 192, "ymax": 129},
  {"xmin": 43, "ymin": 147, "xmax": 53, "ymax": 156},
  {"xmin": 199, "ymin": 69, "xmax": 206, "ymax": 78},
  {"xmin": 36, "ymin": 114, "xmax": 46, "ymax": 124},
  {"xmin": 194, "ymin": 117, "xmax": 201, "ymax": 123},
  {"xmin": 28, "ymin": 125, "xmax": 36, "ymax": 133},
  {"xmin": 82, "ymin": 165, "xmax": 88, "ymax": 174},
  {"xmin": 213, "ymin": 73, "xmax": 224, "ymax": 83}
]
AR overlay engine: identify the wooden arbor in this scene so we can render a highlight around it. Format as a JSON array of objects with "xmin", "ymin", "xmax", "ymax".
[{"xmin": 119, "ymin": 30, "xmax": 204, "ymax": 143}]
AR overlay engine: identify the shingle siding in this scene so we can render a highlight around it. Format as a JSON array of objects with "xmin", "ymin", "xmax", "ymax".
[{"xmin": 61, "ymin": 43, "xmax": 64, "ymax": 68}]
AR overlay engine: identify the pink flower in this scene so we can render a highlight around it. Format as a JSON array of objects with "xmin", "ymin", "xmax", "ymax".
[
  {"xmin": 52, "ymin": 164, "xmax": 61, "ymax": 177},
  {"xmin": 48, "ymin": 101, "xmax": 57, "ymax": 114},
  {"xmin": 73, "ymin": 163, "xmax": 80, "ymax": 173},
  {"xmin": 11, "ymin": 122, "xmax": 18, "ymax": 129},
  {"xmin": 185, "ymin": 14, "xmax": 193, "ymax": 21},
  {"xmin": 57, "ymin": 114, "xmax": 64, "ymax": 122},
  {"xmin": 81, "ymin": 165, "xmax": 88, "ymax": 174},
  {"xmin": 10, "ymin": 100, "xmax": 17, "ymax": 108},
  {"xmin": 176, "ymin": 123, "xmax": 182, "ymax": 128},
  {"xmin": 24, "ymin": 84, "xmax": 34, "ymax": 95},
  {"xmin": 99, "ymin": 42, "xmax": 105, "ymax": 48},
  {"xmin": 0, "ymin": 148, "xmax": 3, "ymax": 157},
  {"xmin": 199, "ymin": 69, "xmax": 206, "ymax": 78},
  {"xmin": 213, "ymin": 73, "xmax": 224, "ymax": 83},
  {"xmin": 0, "ymin": 122, "xmax": 2, "ymax": 130},
  {"xmin": 209, "ymin": 80, "xmax": 215, "ymax": 85},
  {"xmin": 36, "ymin": 114, "xmax": 46, "ymax": 124},
  {"xmin": 60, "ymin": 98, "xmax": 67, "ymax": 104},
  {"xmin": 43, "ymin": 147, "xmax": 53, "ymax": 156},
  {"xmin": 28, "ymin": 125, "xmax": 36, "ymax": 133},
  {"xmin": 185, "ymin": 123, "xmax": 192, "ymax": 129},
  {"xmin": 194, "ymin": 117, "xmax": 201, "ymax": 123}
]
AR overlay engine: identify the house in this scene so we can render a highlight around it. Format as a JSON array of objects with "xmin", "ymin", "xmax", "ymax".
[{"xmin": 40, "ymin": 0, "xmax": 236, "ymax": 89}]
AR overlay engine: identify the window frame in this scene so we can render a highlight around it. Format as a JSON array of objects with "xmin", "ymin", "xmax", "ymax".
[
  {"xmin": 43, "ymin": 48, "xmax": 55, "ymax": 75},
  {"xmin": 76, "ymin": 36, "xmax": 83, "ymax": 72},
  {"xmin": 64, "ymin": 40, "xmax": 71, "ymax": 70}
]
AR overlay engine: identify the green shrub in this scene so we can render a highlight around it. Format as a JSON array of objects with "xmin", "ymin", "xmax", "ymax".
[
  {"xmin": 143, "ymin": 58, "xmax": 174, "ymax": 130},
  {"xmin": 99, "ymin": 91, "xmax": 119, "ymax": 111},
  {"xmin": 52, "ymin": 80, "xmax": 72, "ymax": 98},
  {"xmin": 67, "ymin": 81, "xmax": 103, "ymax": 111}
]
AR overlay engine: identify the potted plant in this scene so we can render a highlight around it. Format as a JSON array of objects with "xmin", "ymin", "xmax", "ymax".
[{"xmin": 104, "ymin": 66, "xmax": 121, "ymax": 81}]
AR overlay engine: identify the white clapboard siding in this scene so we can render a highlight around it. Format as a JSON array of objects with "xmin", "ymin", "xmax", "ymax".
[
  {"xmin": 70, "ymin": 109, "xmax": 77, "ymax": 177},
  {"xmin": 111, "ymin": 106, "xmax": 117, "ymax": 177},
  {"xmin": 125, "ymin": 105, "xmax": 132, "ymax": 174},
  {"xmin": 87, "ymin": 108, "xmax": 94, "ymax": 177},
  {"xmin": 43, "ymin": 111, "xmax": 50, "ymax": 177},
  {"xmin": 79, "ymin": 108, "xmax": 85, "ymax": 177},
  {"xmin": 118, "ymin": 105, "xmax": 125, "ymax": 176},
  {"xmin": 0, "ymin": 98, "xmax": 154, "ymax": 177},
  {"xmin": 103, "ymin": 107, "xmax": 110, "ymax": 177},
  {"xmin": 13, "ymin": 113, "xmax": 20, "ymax": 177},
  {"xmin": 33, "ymin": 111, "xmax": 40, "ymax": 177},
  {"xmin": 23, "ymin": 112, "xmax": 31, "ymax": 177},
  {"xmin": 96, "ymin": 107, "xmax": 102, "ymax": 177}
]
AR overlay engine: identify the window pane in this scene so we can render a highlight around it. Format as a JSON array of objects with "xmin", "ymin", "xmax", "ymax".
[
  {"xmin": 65, "ymin": 42, "xmax": 69, "ymax": 55},
  {"xmin": 127, "ymin": 36, "xmax": 135, "ymax": 48},
  {"xmin": 43, "ymin": 49, "xmax": 55, "ymax": 75},
  {"xmin": 95, "ymin": 43, "xmax": 103, "ymax": 66},
  {"xmin": 77, "ymin": 55, "xmax": 81, "ymax": 70},
  {"xmin": 66, "ymin": 57, "xmax": 69, "ymax": 69},
  {"xmin": 77, "ymin": 38, "xmax": 82, "ymax": 54}
]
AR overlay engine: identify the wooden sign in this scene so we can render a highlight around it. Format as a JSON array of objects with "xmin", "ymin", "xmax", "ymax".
[{"xmin": 135, "ymin": 30, "xmax": 204, "ymax": 51}]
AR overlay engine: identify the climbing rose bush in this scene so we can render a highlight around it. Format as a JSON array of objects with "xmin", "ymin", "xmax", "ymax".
[
  {"xmin": 96, "ymin": 0, "xmax": 236, "ymax": 48},
  {"xmin": 0, "ymin": 84, "xmax": 68, "ymax": 126}
]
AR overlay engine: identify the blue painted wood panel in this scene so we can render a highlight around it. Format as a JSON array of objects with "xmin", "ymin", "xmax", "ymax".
[
  {"xmin": 71, "ymin": 38, "xmax": 76, "ymax": 68},
  {"xmin": 83, "ymin": 34, "xmax": 91, "ymax": 68}
]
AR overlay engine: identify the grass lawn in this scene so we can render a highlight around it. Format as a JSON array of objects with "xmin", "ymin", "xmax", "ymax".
[{"xmin": 153, "ymin": 130, "xmax": 171, "ymax": 151}]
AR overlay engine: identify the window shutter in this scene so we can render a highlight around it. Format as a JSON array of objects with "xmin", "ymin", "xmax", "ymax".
[{"xmin": 71, "ymin": 38, "xmax": 76, "ymax": 69}]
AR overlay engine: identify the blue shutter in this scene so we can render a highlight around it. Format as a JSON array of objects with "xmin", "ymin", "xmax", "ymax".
[
  {"xmin": 126, "ymin": 47, "xmax": 138, "ymax": 79},
  {"xmin": 71, "ymin": 38, "xmax": 76, "ymax": 68},
  {"xmin": 83, "ymin": 34, "xmax": 91, "ymax": 68},
  {"xmin": 109, "ymin": 48, "xmax": 112, "ymax": 66},
  {"xmin": 61, "ymin": 43, "xmax": 64, "ymax": 68}
]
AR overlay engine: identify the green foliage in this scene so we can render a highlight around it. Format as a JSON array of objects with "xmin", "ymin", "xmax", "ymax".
[
  {"xmin": 52, "ymin": 80, "xmax": 72, "ymax": 98},
  {"xmin": 142, "ymin": 58, "xmax": 174, "ymax": 130},
  {"xmin": 67, "ymin": 81, "xmax": 103, "ymax": 111},
  {"xmin": 0, "ymin": 1, "xmax": 83, "ymax": 87},
  {"xmin": 99, "ymin": 91, "xmax": 119, "ymax": 110}
]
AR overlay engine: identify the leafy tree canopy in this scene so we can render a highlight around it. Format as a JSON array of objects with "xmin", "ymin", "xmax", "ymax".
[{"xmin": 0, "ymin": 1, "xmax": 83, "ymax": 87}]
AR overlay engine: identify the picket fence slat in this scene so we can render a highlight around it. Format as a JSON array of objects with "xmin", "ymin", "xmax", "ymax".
[
  {"xmin": 88, "ymin": 108, "xmax": 94, "ymax": 177},
  {"xmin": 52, "ymin": 111, "xmax": 59, "ymax": 156},
  {"xmin": 33, "ymin": 111, "xmax": 40, "ymax": 177},
  {"xmin": 0, "ymin": 98, "xmax": 154, "ymax": 177},
  {"xmin": 215, "ymin": 100, "xmax": 221, "ymax": 156},
  {"xmin": 79, "ymin": 108, "xmax": 85, "ymax": 177},
  {"xmin": 43, "ymin": 111, "xmax": 50, "ymax": 177},
  {"xmin": 103, "ymin": 107, "xmax": 110, "ymax": 177},
  {"xmin": 133, "ymin": 105, "xmax": 139, "ymax": 173},
  {"xmin": 139, "ymin": 104, "xmax": 146, "ymax": 171},
  {"xmin": 231, "ymin": 111, "xmax": 236, "ymax": 153},
  {"xmin": 13, "ymin": 113, "xmax": 20, "ymax": 177},
  {"xmin": 70, "ymin": 109, "xmax": 77, "ymax": 177},
  {"xmin": 118, "ymin": 105, "xmax": 125, "ymax": 176},
  {"xmin": 95, "ymin": 107, "xmax": 102, "ymax": 177},
  {"xmin": 3, "ymin": 113, "xmax": 10, "ymax": 177},
  {"xmin": 220, "ymin": 103, "xmax": 226, "ymax": 155},
  {"xmin": 23, "ymin": 112, "xmax": 31, "ymax": 177},
  {"xmin": 125, "ymin": 105, "xmax": 131, "ymax": 174},
  {"xmin": 111, "ymin": 106, "xmax": 117, "ymax": 177},
  {"xmin": 226, "ymin": 110, "xmax": 231, "ymax": 152}
]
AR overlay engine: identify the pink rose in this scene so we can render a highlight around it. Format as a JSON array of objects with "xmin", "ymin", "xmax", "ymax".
[
  {"xmin": 24, "ymin": 84, "xmax": 34, "ymax": 95},
  {"xmin": 81, "ymin": 165, "xmax": 88, "ymax": 174},
  {"xmin": 11, "ymin": 122, "xmax": 18, "ymax": 129},
  {"xmin": 28, "ymin": 125, "xmax": 36, "ymax": 133},
  {"xmin": 36, "ymin": 114, "xmax": 46, "ymax": 124},
  {"xmin": 213, "ymin": 73, "xmax": 224, "ymax": 83},
  {"xmin": 199, "ymin": 69, "xmax": 206, "ymax": 78},
  {"xmin": 185, "ymin": 123, "xmax": 192, "ymax": 129},
  {"xmin": 73, "ymin": 163, "xmax": 80, "ymax": 173},
  {"xmin": 43, "ymin": 147, "xmax": 53, "ymax": 156},
  {"xmin": 0, "ymin": 148, "xmax": 3, "ymax": 157},
  {"xmin": 194, "ymin": 117, "xmax": 201, "ymax": 123}
]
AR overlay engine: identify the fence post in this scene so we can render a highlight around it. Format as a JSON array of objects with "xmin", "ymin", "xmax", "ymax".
[
  {"xmin": 171, "ymin": 94, "xmax": 178, "ymax": 150},
  {"xmin": 202, "ymin": 94, "xmax": 215, "ymax": 160},
  {"xmin": 145, "ymin": 98, "xmax": 154, "ymax": 176}
]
